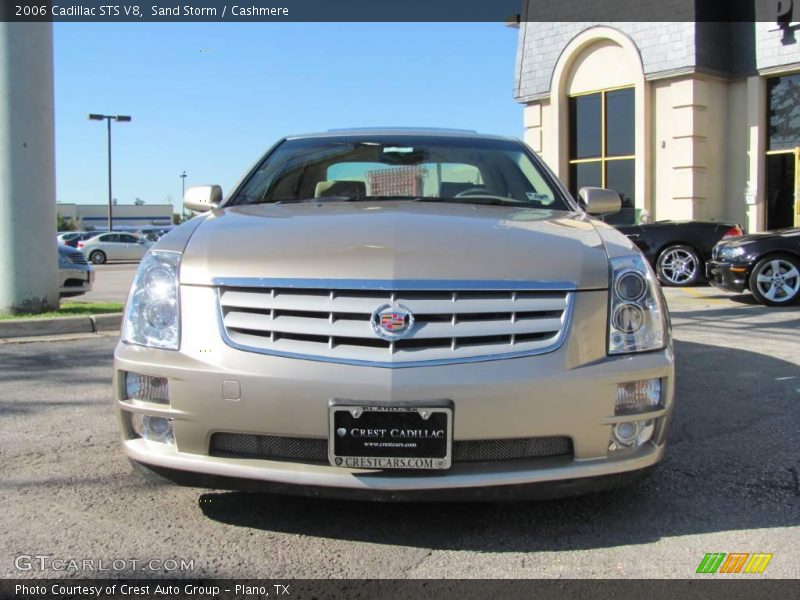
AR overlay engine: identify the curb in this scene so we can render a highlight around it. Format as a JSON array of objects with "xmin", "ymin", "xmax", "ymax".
[{"xmin": 0, "ymin": 312, "xmax": 122, "ymax": 339}]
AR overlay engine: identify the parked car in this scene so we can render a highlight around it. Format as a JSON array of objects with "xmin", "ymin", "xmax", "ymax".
[
  {"xmin": 60, "ymin": 231, "xmax": 101, "ymax": 248},
  {"xmin": 138, "ymin": 227, "xmax": 174, "ymax": 242},
  {"xmin": 78, "ymin": 232, "xmax": 153, "ymax": 264},
  {"xmin": 707, "ymin": 227, "xmax": 800, "ymax": 306},
  {"xmin": 57, "ymin": 231, "xmax": 86, "ymax": 246},
  {"xmin": 616, "ymin": 221, "xmax": 743, "ymax": 286},
  {"xmin": 58, "ymin": 245, "xmax": 94, "ymax": 297},
  {"xmin": 114, "ymin": 128, "xmax": 674, "ymax": 501}
]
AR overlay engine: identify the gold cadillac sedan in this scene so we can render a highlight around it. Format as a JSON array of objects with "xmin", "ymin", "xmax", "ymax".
[{"xmin": 113, "ymin": 129, "xmax": 674, "ymax": 500}]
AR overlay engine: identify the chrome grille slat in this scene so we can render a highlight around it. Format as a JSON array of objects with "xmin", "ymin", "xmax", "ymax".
[
  {"xmin": 67, "ymin": 252, "xmax": 88, "ymax": 265},
  {"xmin": 224, "ymin": 312, "xmax": 375, "ymax": 338},
  {"xmin": 218, "ymin": 281, "xmax": 573, "ymax": 367},
  {"xmin": 210, "ymin": 433, "xmax": 573, "ymax": 464},
  {"xmin": 223, "ymin": 312, "xmax": 564, "ymax": 340},
  {"xmin": 219, "ymin": 289, "xmax": 568, "ymax": 315}
]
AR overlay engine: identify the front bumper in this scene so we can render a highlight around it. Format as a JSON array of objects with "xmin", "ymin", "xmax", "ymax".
[
  {"xmin": 706, "ymin": 260, "xmax": 749, "ymax": 293},
  {"xmin": 132, "ymin": 459, "xmax": 656, "ymax": 501},
  {"xmin": 113, "ymin": 287, "xmax": 675, "ymax": 499},
  {"xmin": 59, "ymin": 266, "xmax": 94, "ymax": 295}
]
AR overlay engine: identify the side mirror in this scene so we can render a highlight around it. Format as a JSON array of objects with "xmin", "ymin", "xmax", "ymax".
[
  {"xmin": 578, "ymin": 187, "xmax": 622, "ymax": 216},
  {"xmin": 184, "ymin": 185, "xmax": 222, "ymax": 213}
]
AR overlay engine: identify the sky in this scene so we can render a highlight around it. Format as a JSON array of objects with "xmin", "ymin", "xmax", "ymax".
[{"xmin": 53, "ymin": 22, "xmax": 523, "ymax": 212}]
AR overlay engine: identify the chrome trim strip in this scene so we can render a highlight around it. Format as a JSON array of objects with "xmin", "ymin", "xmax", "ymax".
[
  {"xmin": 212, "ymin": 277, "xmax": 579, "ymax": 291},
  {"xmin": 215, "ymin": 288, "xmax": 575, "ymax": 369}
]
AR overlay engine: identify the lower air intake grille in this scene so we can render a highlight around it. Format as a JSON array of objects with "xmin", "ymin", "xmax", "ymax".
[{"xmin": 210, "ymin": 433, "xmax": 572, "ymax": 464}]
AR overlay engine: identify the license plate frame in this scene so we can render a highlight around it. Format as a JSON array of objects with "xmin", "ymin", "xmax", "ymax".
[{"xmin": 328, "ymin": 401, "xmax": 453, "ymax": 470}]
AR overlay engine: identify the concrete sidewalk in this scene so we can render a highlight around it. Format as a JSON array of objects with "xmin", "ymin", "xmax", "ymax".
[{"xmin": 0, "ymin": 312, "xmax": 122, "ymax": 340}]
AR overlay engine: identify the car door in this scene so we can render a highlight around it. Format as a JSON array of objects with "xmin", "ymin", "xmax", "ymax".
[
  {"xmin": 123, "ymin": 234, "xmax": 149, "ymax": 260},
  {"xmin": 101, "ymin": 234, "xmax": 121, "ymax": 260}
]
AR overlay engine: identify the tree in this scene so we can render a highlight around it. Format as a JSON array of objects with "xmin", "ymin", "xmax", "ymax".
[{"xmin": 57, "ymin": 212, "xmax": 75, "ymax": 231}]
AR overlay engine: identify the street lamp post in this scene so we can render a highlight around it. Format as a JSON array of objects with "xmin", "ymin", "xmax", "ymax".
[
  {"xmin": 180, "ymin": 171, "xmax": 187, "ymax": 222},
  {"xmin": 88, "ymin": 114, "xmax": 131, "ymax": 231}
]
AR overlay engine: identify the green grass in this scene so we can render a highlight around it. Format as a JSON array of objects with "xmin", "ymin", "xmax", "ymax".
[{"xmin": 0, "ymin": 301, "xmax": 124, "ymax": 320}]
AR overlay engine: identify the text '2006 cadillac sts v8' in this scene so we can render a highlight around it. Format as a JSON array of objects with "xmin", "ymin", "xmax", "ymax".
[{"xmin": 114, "ymin": 129, "xmax": 674, "ymax": 501}]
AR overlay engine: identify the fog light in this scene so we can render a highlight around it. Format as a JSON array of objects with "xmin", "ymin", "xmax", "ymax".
[
  {"xmin": 616, "ymin": 379, "xmax": 661, "ymax": 415},
  {"xmin": 609, "ymin": 419, "xmax": 655, "ymax": 451},
  {"xmin": 130, "ymin": 413, "xmax": 174, "ymax": 444},
  {"xmin": 125, "ymin": 372, "xmax": 169, "ymax": 404}
]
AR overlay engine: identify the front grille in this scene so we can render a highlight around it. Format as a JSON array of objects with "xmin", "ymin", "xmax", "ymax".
[
  {"xmin": 217, "ymin": 281, "xmax": 573, "ymax": 366},
  {"xmin": 67, "ymin": 251, "xmax": 88, "ymax": 265},
  {"xmin": 210, "ymin": 433, "xmax": 573, "ymax": 464}
]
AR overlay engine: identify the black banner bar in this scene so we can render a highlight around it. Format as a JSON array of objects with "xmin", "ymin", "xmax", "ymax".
[
  {"xmin": 1, "ymin": 579, "xmax": 799, "ymax": 600},
  {"xmin": 0, "ymin": 0, "xmax": 778, "ymax": 23}
]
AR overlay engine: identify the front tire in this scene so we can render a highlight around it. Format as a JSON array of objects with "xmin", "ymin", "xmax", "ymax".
[
  {"xmin": 89, "ymin": 250, "xmax": 106, "ymax": 265},
  {"xmin": 749, "ymin": 254, "xmax": 800, "ymax": 306},
  {"xmin": 656, "ymin": 244, "xmax": 701, "ymax": 286}
]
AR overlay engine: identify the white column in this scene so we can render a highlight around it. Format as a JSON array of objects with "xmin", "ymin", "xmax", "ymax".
[{"xmin": 0, "ymin": 23, "xmax": 59, "ymax": 314}]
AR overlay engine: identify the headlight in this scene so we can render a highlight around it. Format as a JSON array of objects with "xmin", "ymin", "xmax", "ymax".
[
  {"xmin": 716, "ymin": 245, "xmax": 745, "ymax": 261},
  {"xmin": 608, "ymin": 255, "xmax": 667, "ymax": 355},
  {"xmin": 123, "ymin": 250, "xmax": 181, "ymax": 350}
]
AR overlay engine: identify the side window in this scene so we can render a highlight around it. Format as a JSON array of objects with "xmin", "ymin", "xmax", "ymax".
[
  {"xmin": 103, "ymin": 234, "xmax": 119, "ymax": 243},
  {"xmin": 121, "ymin": 234, "xmax": 138, "ymax": 243}
]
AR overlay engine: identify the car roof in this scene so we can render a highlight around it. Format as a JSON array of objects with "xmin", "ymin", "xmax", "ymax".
[{"xmin": 284, "ymin": 128, "xmax": 520, "ymax": 144}]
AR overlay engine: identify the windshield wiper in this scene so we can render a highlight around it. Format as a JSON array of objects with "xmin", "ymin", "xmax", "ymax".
[
  {"xmin": 272, "ymin": 196, "xmax": 357, "ymax": 205},
  {"xmin": 271, "ymin": 195, "xmax": 424, "ymax": 205},
  {"xmin": 413, "ymin": 197, "xmax": 529, "ymax": 207}
]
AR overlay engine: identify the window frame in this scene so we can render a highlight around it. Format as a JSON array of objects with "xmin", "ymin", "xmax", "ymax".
[
  {"xmin": 568, "ymin": 84, "xmax": 635, "ymax": 190},
  {"xmin": 765, "ymin": 73, "xmax": 800, "ymax": 228}
]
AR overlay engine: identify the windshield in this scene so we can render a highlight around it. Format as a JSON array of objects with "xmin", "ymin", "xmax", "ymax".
[{"xmin": 230, "ymin": 135, "xmax": 573, "ymax": 211}]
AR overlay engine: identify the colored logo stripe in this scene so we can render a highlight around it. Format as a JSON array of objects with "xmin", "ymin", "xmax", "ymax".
[
  {"xmin": 720, "ymin": 553, "xmax": 749, "ymax": 573},
  {"xmin": 697, "ymin": 553, "xmax": 726, "ymax": 573},
  {"xmin": 744, "ymin": 554, "xmax": 773, "ymax": 574},
  {"xmin": 696, "ymin": 553, "xmax": 773, "ymax": 574}
]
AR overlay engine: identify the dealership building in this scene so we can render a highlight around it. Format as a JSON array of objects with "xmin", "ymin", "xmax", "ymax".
[
  {"xmin": 514, "ymin": 3, "xmax": 800, "ymax": 231},
  {"xmin": 56, "ymin": 203, "xmax": 173, "ymax": 229}
]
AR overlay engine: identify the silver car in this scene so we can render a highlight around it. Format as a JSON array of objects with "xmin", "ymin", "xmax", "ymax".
[
  {"xmin": 114, "ymin": 129, "xmax": 674, "ymax": 500},
  {"xmin": 78, "ymin": 232, "xmax": 153, "ymax": 264},
  {"xmin": 58, "ymin": 245, "xmax": 94, "ymax": 297}
]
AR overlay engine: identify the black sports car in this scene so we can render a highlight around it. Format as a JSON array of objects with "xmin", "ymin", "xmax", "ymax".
[
  {"xmin": 616, "ymin": 221, "xmax": 743, "ymax": 286},
  {"xmin": 707, "ymin": 227, "xmax": 800, "ymax": 306}
]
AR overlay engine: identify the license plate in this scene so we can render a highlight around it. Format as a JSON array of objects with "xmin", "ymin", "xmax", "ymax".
[{"xmin": 329, "ymin": 403, "xmax": 453, "ymax": 470}]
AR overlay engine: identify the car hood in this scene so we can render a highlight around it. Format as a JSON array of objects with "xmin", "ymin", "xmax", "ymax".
[
  {"xmin": 179, "ymin": 202, "xmax": 611, "ymax": 289},
  {"xmin": 718, "ymin": 227, "xmax": 800, "ymax": 247}
]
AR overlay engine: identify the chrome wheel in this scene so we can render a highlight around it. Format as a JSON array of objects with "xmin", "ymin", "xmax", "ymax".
[
  {"xmin": 657, "ymin": 245, "xmax": 699, "ymax": 286},
  {"xmin": 753, "ymin": 258, "xmax": 800, "ymax": 304}
]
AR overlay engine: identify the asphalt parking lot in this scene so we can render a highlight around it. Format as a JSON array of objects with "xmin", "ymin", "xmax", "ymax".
[
  {"xmin": 80, "ymin": 262, "xmax": 138, "ymax": 303},
  {"xmin": 1, "ymin": 281, "xmax": 798, "ymax": 578}
]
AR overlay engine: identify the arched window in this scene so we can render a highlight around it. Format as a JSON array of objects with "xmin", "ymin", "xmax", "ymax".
[{"xmin": 568, "ymin": 86, "xmax": 636, "ymax": 224}]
